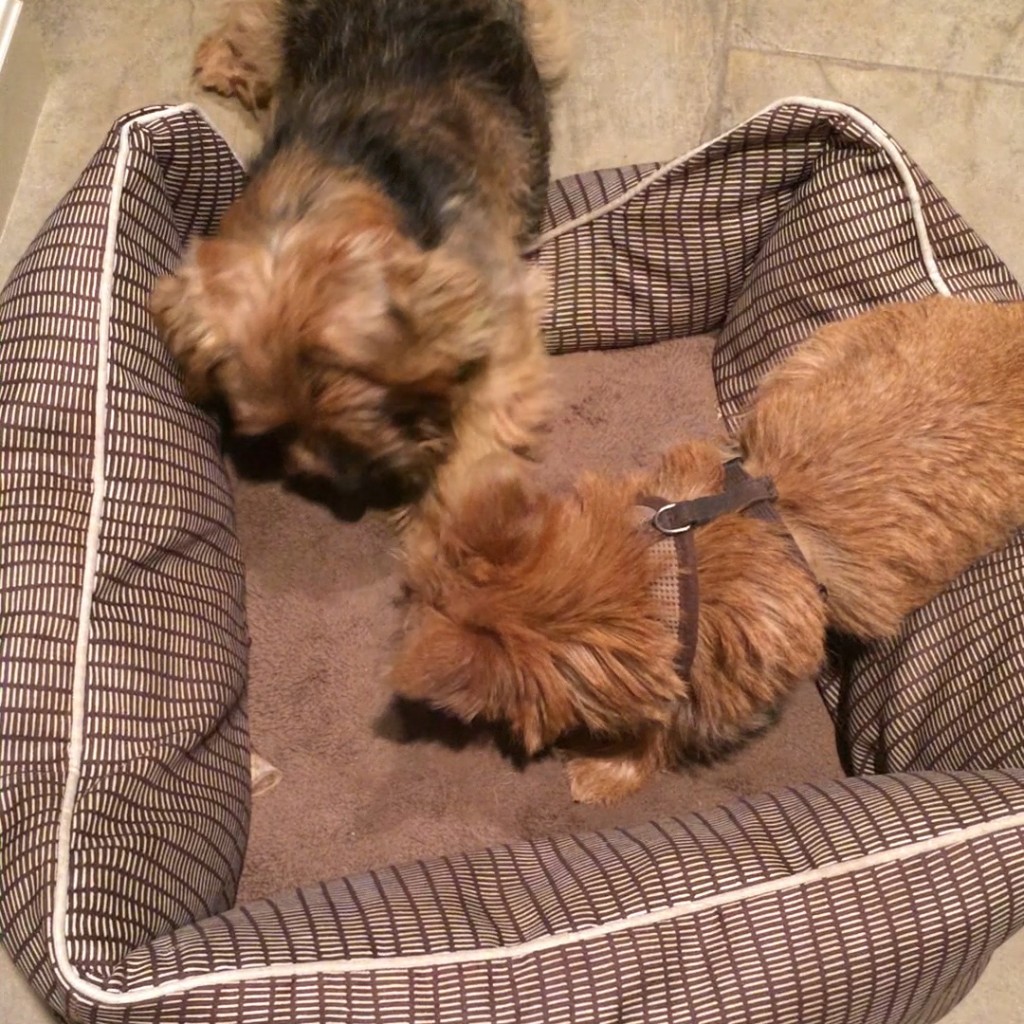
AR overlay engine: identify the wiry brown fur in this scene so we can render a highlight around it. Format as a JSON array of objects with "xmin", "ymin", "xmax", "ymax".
[
  {"xmin": 390, "ymin": 296, "xmax": 1024, "ymax": 803},
  {"xmin": 743, "ymin": 297, "xmax": 1024, "ymax": 637},
  {"xmin": 154, "ymin": 0, "xmax": 564, "ymax": 524}
]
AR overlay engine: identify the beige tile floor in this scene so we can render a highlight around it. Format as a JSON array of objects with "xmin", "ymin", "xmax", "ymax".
[{"xmin": 2, "ymin": 1, "xmax": 1024, "ymax": 1021}]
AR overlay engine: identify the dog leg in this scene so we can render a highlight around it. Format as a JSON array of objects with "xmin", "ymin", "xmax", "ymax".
[
  {"xmin": 194, "ymin": 0, "xmax": 284, "ymax": 114},
  {"xmin": 564, "ymin": 729, "xmax": 666, "ymax": 806},
  {"xmin": 521, "ymin": 0, "xmax": 571, "ymax": 89}
]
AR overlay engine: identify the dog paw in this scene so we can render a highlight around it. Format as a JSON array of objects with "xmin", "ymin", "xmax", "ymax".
[
  {"xmin": 193, "ymin": 35, "xmax": 272, "ymax": 111},
  {"xmin": 566, "ymin": 754, "xmax": 651, "ymax": 806},
  {"xmin": 193, "ymin": 35, "xmax": 240, "ymax": 95}
]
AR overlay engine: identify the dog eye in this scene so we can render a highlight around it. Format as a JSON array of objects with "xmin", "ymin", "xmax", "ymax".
[
  {"xmin": 391, "ymin": 407, "xmax": 438, "ymax": 438},
  {"xmin": 388, "ymin": 394, "xmax": 452, "ymax": 440},
  {"xmin": 391, "ymin": 407, "xmax": 424, "ymax": 433},
  {"xmin": 454, "ymin": 358, "xmax": 486, "ymax": 384},
  {"xmin": 259, "ymin": 423, "xmax": 299, "ymax": 446}
]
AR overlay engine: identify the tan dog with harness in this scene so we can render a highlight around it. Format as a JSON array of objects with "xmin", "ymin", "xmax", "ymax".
[{"xmin": 389, "ymin": 296, "xmax": 1024, "ymax": 804}]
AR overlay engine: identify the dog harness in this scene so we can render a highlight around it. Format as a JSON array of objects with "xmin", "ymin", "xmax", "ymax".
[{"xmin": 635, "ymin": 458, "xmax": 824, "ymax": 681}]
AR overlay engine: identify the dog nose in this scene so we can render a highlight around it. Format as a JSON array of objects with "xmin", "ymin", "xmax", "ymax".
[
  {"xmin": 333, "ymin": 460, "xmax": 370, "ymax": 493},
  {"xmin": 310, "ymin": 440, "xmax": 369, "ymax": 492},
  {"xmin": 361, "ymin": 462, "xmax": 430, "ymax": 509}
]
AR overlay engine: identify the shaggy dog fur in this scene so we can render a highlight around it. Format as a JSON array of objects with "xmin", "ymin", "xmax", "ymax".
[
  {"xmin": 152, "ymin": 0, "xmax": 567, "ymax": 525},
  {"xmin": 389, "ymin": 296, "xmax": 1024, "ymax": 803}
]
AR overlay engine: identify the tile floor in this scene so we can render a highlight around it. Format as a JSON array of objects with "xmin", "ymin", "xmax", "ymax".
[{"xmin": 2, "ymin": 1, "xmax": 1024, "ymax": 1021}]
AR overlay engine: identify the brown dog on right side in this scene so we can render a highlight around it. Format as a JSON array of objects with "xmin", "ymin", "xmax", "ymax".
[{"xmin": 389, "ymin": 296, "xmax": 1024, "ymax": 804}]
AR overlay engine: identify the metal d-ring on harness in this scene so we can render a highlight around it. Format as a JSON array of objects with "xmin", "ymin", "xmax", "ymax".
[
  {"xmin": 637, "ymin": 457, "xmax": 824, "ymax": 682},
  {"xmin": 651, "ymin": 459, "xmax": 780, "ymax": 535}
]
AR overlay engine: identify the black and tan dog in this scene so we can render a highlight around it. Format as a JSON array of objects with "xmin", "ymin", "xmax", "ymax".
[{"xmin": 152, "ymin": 0, "xmax": 567, "ymax": 532}]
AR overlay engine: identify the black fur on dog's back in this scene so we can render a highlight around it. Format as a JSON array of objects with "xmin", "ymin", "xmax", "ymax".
[
  {"xmin": 252, "ymin": 0, "xmax": 552, "ymax": 247},
  {"xmin": 162, "ymin": 0, "xmax": 558, "ymax": 517}
]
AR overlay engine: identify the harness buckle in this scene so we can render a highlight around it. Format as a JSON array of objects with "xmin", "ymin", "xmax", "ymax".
[{"xmin": 652, "ymin": 503, "xmax": 695, "ymax": 535}]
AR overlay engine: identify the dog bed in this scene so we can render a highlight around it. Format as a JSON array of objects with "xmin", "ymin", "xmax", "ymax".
[{"xmin": 2, "ymin": 98, "xmax": 1024, "ymax": 1024}]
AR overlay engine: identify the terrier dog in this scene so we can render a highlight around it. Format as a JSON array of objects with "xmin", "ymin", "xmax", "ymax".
[
  {"xmin": 152, "ymin": 0, "xmax": 567, "ymax": 525},
  {"xmin": 389, "ymin": 296, "xmax": 1024, "ymax": 803}
]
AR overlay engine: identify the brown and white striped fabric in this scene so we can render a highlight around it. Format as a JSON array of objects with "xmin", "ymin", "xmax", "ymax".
[{"xmin": 1, "ymin": 100, "xmax": 1023, "ymax": 1024}]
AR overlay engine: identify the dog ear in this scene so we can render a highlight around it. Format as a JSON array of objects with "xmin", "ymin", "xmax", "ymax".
[
  {"xmin": 150, "ymin": 237, "xmax": 262, "ymax": 405},
  {"xmin": 389, "ymin": 246, "xmax": 494, "ymax": 357},
  {"xmin": 389, "ymin": 605, "xmax": 576, "ymax": 754},
  {"xmin": 150, "ymin": 262, "xmax": 216, "ymax": 401},
  {"xmin": 436, "ymin": 457, "xmax": 551, "ymax": 567},
  {"xmin": 315, "ymin": 235, "xmax": 504, "ymax": 386}
]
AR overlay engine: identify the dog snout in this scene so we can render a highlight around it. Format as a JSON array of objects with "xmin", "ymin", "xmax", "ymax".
[
  {"xmin": 312, "ymin": 441, "xmax": 430, "ymax": 509},
  {"xmin": 360, "ymin": 459, "xmax": 433, "ymax": 509}
]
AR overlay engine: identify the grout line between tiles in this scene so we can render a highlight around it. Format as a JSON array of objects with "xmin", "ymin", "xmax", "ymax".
[
  {"xmin": 729, "ymin": 43, "xmax": 1024, "ymax": 89},
  {"xmin": 703, "ymin": 0, "xmax": 736, "ymax": 141}
]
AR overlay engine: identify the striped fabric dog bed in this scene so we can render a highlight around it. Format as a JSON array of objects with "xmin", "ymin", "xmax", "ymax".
[{"xmin": 2, "ymin": 99, "xmax": 1023, "ymax": 1024}]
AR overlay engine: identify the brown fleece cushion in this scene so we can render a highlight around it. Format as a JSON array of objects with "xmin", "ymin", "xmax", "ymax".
[{"xmin": 235, "ymin": 334, "xmax": 844, "ymax": 900}]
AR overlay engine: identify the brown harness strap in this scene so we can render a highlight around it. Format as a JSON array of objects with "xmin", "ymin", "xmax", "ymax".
[
  {"xmin": 636, "ymin": 496, "xmax": 700, "ymax": 682},
  {"xmin": 649, "ymin": 459, "xmax": 777, "ymax": 535},
  {"xmin": 636, "ymin": 458, "xmax": 824, "ymax": 683}
]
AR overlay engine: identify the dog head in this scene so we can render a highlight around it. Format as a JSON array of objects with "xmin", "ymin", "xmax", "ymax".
[
  {"xmin": 151, "ymin": 150, "xmax": 529, "ymax": 511},
  {"xmin": 389, "ymin": 458, "xmax": 683, "ymax": 754}
]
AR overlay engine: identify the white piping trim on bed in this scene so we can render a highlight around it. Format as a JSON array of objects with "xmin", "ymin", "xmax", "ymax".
[
  {"xmin": 51, "ymin": 98, "xmax": 981, "ymax": 1008},
  {"xmin": 525, "ymin": 95, "xmax": 953, "ymax": 299},
  {"xmin": 58, "ymin": 808, "xmax": 1024, "ymax": 1004},
  {"xmin": 50, "ymin": 101, "xmax": 218, "ymax": 1002}
]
